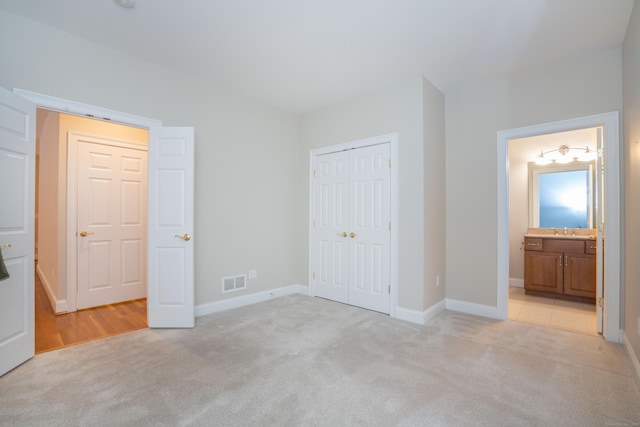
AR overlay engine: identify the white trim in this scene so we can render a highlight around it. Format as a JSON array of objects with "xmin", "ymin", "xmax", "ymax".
[
  {"xmin": 308, "ymin": 133, "xmax": 399, "ymax": 318},
  {"xmin": 395, "ymin": 299, "xmax": 446, "ymax": 325},
  {"xmin": 394, "ymin": 307, "xmax": 426, "ymax": 325},
  {"xmin": 509, "ymin": 278, "xmax": 524, "ymax": 288},
  {"xmin": 13, "ymin": 89, "xmax": 161, "ymax": 129},
  {"xmin": 497, "ymin": 112, "xmax": 621, "ymax": 342},
  {"xmin": 446, "ymin": 298, "xmax": 498, "ymax": 319},
  {"xmin": 623, "ymin": 332, "xmax": 640, "ymax": 381},
  {"xmin": 36, "ymin": 264, "xmax": 67, "ymax": 314},
  {"xmin": 195, "ymin": 284, "xmax": 309, "ymax": 317}
]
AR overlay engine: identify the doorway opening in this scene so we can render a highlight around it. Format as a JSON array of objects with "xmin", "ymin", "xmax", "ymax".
[
  {"xmin": 507, "ymin": 127, "xmax": 600, "ymax": 336},
  {"xmin": 34, "ymin": 108, "xmax": 149, "ymax": 353},
  {"xmin": 497, "ymin": 112, "xmax": 621, "ymax": 343}
]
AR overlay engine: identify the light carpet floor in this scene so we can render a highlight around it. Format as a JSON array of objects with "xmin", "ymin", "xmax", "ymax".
[{"xmin": 1, "ymin": 294, "xmax": 639, "ymax": 426}]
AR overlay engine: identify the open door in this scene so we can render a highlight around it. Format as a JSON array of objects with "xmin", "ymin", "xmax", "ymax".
[
  {"xmin": 596, "ymin": 127, "xmax": 604, "ymax": 334},
  {"xmin": 147, "ymin": 126, "xmax": 195, "ymax": 328},
  {"xmin": 0, "ymin": 87, "xmax": 35, "ymax": 375}
]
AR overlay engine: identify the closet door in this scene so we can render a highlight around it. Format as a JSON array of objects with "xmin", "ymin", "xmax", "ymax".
[
  {"xmin": 314, "ymin": 151, "xmax": 349, "ymax": 303},
  {"xmin": 312, "ymin": 143, "xmax": 391, "ymax": 314},
  {"xmin": 348, "ymin": 144, "xmax": 391, "ymax": 313}
]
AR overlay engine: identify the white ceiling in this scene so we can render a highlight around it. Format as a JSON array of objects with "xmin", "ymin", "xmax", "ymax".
[{"xmin": 0, "ymin": 0, "xmax": 634, "ymax": 114}]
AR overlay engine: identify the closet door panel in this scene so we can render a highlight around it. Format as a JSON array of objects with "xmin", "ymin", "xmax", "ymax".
[
  {"xmin": 313, "ymin": 151, "xmax": 349, "ymax": 303},
  {"xmin": 347, "ymin": 144, "xmax": 391, "ymax": 314}
]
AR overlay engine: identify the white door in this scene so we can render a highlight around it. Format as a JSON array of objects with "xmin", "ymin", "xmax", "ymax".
[
  {"xmin": 313, "ymin": 143, "xmax": 391, "ymax": 314},
  {"xmin": 595, "ymin": 127, "xmax": 604, "ymax": 334},
  {"xmin": 347, "ymin": 145, "xmax": 391, "ymax": 313},
  {"xmin": 76, "ymin": 140, "xmax": 148, "ymax": 309},
  {"xmin": 314, "ymin": 151, "xmax": 350, "ymax": 304},
  {"xmin": 0, "ymin": 87, "xmax": 35, "ymax": 376},
  {"xmin": 147, "ymin": 127, "xmax": 195, "ymax": 328}
]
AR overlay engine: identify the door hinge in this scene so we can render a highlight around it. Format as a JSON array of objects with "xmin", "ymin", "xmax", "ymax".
[
  {"xmin": 313, "ymin": 220, "xmax": 316, "ymax": 228},
  {"xmin": 313, "ymin": 169, "xmax": 317, "ymax": 177},
  {"xmin": 388, "ymin": 285, "xmax": 391, "ymax": 294},
  {"xmin": 388, "ymin": 222, "xmax": 391, "ymax": 231},
  {"xmin": 598, "ymin": 223, "xmax": 605, "ymax": 233},
  {"xmin": 312, "ymin": 272, "xmax": 316, "ymax": 280},
  {"xmin": 388, "ymin": 159, "xmax": 391, "ymax": 168},
  {"xmin": 597, "ymin": 297, "xmax": 604, "ymax": 307}
]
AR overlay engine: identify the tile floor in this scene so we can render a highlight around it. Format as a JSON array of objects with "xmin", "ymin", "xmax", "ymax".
[{"xmin": 508, "ymin": 287, "xmax": 598, "ymax": 336}]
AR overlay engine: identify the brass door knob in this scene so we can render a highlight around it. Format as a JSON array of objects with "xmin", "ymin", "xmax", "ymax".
[
  {"xmin": 175, "ymin": 233, "xmax": 191, "ymax": 241},
  {"xmin": 79, "ymin": 231, "xmax": 94, "ymax": 237},
  {"xmin": 349, "ymin": 232, "xmax": 357, "ymax": 238},
  {"xmin": 336, "ymin": 232, "xmax": 347, "ymax": 238}
]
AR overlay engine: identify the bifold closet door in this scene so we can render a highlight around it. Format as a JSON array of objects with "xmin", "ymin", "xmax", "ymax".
[{"xmin": 313, "ymin": 143, "xmax": 391, "ymax": 314}]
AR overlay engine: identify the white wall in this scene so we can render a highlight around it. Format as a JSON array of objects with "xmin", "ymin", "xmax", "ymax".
[
  {"xmin": 622, "ymin": 1, "xmax": 640, "ymax": 371},
  {"xmin": 422, "ymin": 78, "xmax": 446, "ymax": 308},
  {"xmin": 36, "ymin": 109, "xmax": 60, "ymax": 302},
  {"xmin": 0, "ymin": 10, "xmax": 303, "ymax": 307},
  {"xmin": 445, "ymin": 48, "xmax": 623, "ymax": 307},
  {"xmin": 300, "ymin": 76, "xmax": 446, "ymax": 312}
]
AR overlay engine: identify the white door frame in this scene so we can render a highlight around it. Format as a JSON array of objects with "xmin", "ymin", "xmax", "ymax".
[
  {"xmin": 66, "ymin": 132, "xmax": 148, "ymax": 312},
  {"xmin": 14, "ymin": 88, "xmax": 162, "ymax": 311},
  {"xmin": 497, "ymin": 112, "xmax": 621, "ymax": 343},
  {"xmin": 309, "ymin": 133, "xmax": 399, "ymax": 318}
]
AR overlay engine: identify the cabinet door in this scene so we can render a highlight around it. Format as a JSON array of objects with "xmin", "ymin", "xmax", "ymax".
[
  {"xmin": 525, "ymin": 251, "xmax": 563, "ymax": 294},
  {"xmin": 564, "ymin": 253, "xmax": 596, "ymax": 298}
]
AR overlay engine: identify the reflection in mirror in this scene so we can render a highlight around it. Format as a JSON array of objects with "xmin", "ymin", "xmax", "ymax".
[{"xmin": 529, "ymin": 162, "xmax": 595, "ymax": 229}]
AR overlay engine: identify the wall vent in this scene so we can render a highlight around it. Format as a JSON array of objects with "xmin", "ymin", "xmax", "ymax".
[{"xmin": 222, "ymin": 274, "xmax": 247, "ymax": 293}]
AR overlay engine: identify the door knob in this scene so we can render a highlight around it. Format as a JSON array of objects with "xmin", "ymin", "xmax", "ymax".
[
  {"xmin": 349, "ymin": 232, "xmax": 357, "ymax": 238},
  {"xmin": 336, "ymin": 232, "xmax": 347, "ymax": 238},
  {"xmin": 79, "ymin": 231, "xmax": 94, "ymax": 237},
  {"xmin": 175, "ymin": 233, "xmax": 191, "ymax": 241}
]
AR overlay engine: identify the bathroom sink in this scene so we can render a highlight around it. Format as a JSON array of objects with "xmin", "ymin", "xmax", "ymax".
[{"xmin": 525, "ymin": 228, "xmax": 597, "ymax": 240}]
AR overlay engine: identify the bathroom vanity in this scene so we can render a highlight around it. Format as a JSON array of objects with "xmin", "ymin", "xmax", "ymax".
[{"xmin": 523, "ymin": 234, "xmax": 597, "ymax": 303}]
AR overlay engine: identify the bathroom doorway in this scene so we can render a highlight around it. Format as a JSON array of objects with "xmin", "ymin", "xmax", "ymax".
[
  {"xmin": 507, "ymin": 127, "xmax": 600, "ymax": 336},
  {"xmin": 497, "ymin": 112, "xmax": 621, "ymax": 343}
]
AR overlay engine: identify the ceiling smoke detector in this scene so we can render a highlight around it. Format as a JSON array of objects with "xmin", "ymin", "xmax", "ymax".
[{"xmin": 114, "ymin": 0, "xmax": 135, "ymax": 8}]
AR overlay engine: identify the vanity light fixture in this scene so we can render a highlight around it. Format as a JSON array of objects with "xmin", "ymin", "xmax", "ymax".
[
  {"xmin": 114, "ymin": 0, "xmax": 135, "ymax": 8},
  {"xmin": 534, "ymin": 145, "xmax": 596, "ymax": 165}
]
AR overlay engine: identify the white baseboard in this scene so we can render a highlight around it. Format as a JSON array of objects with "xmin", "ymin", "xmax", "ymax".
[
  {"xmin": 36, "ymin": 264, "xmax": 67, "ymax": 313},
  {"xmin": 623, "ymin": 331, "xmax": 640, "ymax": 381},
  {"xmin": 445, "ymin": 298, "xmax": 497, "ymax": 319},
  {"xmin": 195, "ymin": 284, "xmax": 309, "ymax": 317},
  {"xmin": 394, "ymin": 307, "xmax": 424, "ymax": 324},
  {"xmin": 509, "ymin": 278, "xmax": 524, "ymax": 288},
  {"xmin": 394, "ymin": 299, "xmax": 446, "ymax": 325}
]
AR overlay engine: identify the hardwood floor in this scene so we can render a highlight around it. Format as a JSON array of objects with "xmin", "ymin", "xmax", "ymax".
[{"xmin": 35, "ymin": 272, "xmax": 147, "ymax": 354}]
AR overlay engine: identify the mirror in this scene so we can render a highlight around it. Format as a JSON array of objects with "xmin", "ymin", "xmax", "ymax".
[{"xmin": 528, "ymin": 161, "xmax": 595, "ymax": 229}]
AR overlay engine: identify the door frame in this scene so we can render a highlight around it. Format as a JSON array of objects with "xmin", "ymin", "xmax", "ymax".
[
  {"xmin": 308, "ymin": 133, "xmax": 399, "ymax": 318},
  {"xmin": 14, "ymin": 88, "xmax": 162, "ymax": 312},
  {"xmin": 497, "ymin": 112, "xmax": 621, "ymax": 343},
  {"xmin": 66, "ymin": 133, "xmax": 148, "ymax": 312}
]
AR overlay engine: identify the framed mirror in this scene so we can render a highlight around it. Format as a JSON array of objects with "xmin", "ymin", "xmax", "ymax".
[{"xmin": 528, "ymin": 161, "xmax": 595, "ymax": 229}]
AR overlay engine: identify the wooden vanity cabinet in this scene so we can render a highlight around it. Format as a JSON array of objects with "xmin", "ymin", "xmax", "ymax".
[{"xmin": 524, "ymin": 236, "xmax": 596, "ymax": 302}]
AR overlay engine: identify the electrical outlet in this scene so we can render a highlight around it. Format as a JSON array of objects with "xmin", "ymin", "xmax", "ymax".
[
  {"xmin": 249, "ymin": 269, "xmax": 257, "ymax": 280},
  {"xmin": 436, "ymin": 275, "xmax": 440, "ymax": 287}
]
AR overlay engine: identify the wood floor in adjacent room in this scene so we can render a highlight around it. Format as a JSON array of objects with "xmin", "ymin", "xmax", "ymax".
[{"xmin": 35, "ymin": 273, "xmax": 148, "ymax": 354}]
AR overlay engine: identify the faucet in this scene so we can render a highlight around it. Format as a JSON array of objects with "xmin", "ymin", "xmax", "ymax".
[{"xmin": 554, "ymin": 228, "xmax": 558, "ymax": 236}]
